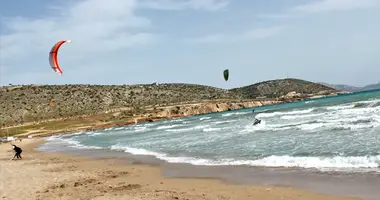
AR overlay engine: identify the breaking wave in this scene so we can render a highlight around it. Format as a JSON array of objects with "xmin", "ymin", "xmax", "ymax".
[{"xmin": 40, "ymin": 90, "xmax": 380, "ymax": 172}]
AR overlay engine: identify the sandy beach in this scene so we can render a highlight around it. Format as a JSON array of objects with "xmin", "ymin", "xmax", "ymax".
[{"xmin": 0, "ymin": 139, "xmax": 360, "ymax": 200}]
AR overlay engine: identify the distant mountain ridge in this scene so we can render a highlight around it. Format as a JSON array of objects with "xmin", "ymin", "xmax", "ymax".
[{"xmin": 319, "ymin": 82, "xmax": 380, "ymax": 92}]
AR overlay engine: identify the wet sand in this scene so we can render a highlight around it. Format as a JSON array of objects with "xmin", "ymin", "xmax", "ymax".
[
  {"xmin": 39, "ymin": 143, "xmax": 380, "ymax": 200},
  {"xmin": 0, "ymin": 139, "xmax": 366, "ymax": 200}
]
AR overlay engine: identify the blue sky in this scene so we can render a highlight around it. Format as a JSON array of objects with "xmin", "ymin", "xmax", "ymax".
[{"xmin": 0, "ymin": 0, "xmax": 379, "ymax": 89}]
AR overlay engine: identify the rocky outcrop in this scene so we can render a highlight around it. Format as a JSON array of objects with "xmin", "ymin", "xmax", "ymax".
[
  {"xmin": 153, "ymin": 100, "xmax": 281, "ymax": 118},
  {"xmin": 231, "ymin": 78, "xmax": 337, "ymax": 99}
]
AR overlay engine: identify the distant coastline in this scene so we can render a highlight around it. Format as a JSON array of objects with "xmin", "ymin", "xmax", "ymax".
[{"xmin": 319, "ymin": 82, "xmax": 380, "ymax": 93}]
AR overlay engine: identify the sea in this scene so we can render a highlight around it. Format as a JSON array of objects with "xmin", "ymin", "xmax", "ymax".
[{"xmin": 39, "ymin": 89, "xmax": 380, "ymax": 173}]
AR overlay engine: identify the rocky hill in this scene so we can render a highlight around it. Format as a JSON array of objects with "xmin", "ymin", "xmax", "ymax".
[
  {"xmin": 231, "ymin": 78, "xmax": 337, "ymax": 99},
  {"xmin": 0, "ymin": 83, "xmax": 240, "ymax": 126},
  {"xmin": 0, "ymin": 79, "xmax": 337, "ymax": 127},
  {"xmin": 362, "ymin": 83, "xmax": 380, "ymax": 91}
]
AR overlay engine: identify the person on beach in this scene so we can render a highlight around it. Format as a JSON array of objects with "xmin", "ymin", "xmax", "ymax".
[{"xmin": 11, "ymin": 144, "xmax": 22, "ymax": 160}]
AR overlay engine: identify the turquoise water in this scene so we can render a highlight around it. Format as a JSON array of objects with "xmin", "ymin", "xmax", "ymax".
[{"xmin": 41, "ymin": 89, "xmax": 380, "ymax": 172}]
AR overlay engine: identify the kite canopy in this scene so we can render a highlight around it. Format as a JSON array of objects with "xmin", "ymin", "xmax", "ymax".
[
  {"xmin": 49, "ymin": 40, "xmax": 71, "ymax": 75},
  {"xmin": 223, "ymin": 69, "xmax": 229, "ymax": 81}
]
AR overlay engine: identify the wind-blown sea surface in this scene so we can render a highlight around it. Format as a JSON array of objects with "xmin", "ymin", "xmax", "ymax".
[{"xmin": 40, "ymin": 89, "xmax": 380, "ymax": 173}]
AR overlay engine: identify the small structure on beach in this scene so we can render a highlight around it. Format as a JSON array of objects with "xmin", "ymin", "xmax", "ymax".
[{"xmin": 7, "ymin": 136, "xmax": 16, "ymax": 141}]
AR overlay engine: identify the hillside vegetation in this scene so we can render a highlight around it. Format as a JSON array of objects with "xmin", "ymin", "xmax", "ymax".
[
  {"xmin": 232, "ymin": 79, "xmax": 337, "ymax": 99},
  {"xmin": 0, "ymin": 79, "xmax": 336, "ymax": 127}
]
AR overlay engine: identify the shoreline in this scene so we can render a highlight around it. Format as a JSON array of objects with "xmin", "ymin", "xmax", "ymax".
[
  {"xmin": 2, "ymin": 91, "xmax": 379, "ymax": 200},
  {"xmin": 0, "ymin": 139, "xmax": 364, "ymax": 200},
  {"xmin": 1, "ymin": 91, "xmax": 350, "ymax": 139},
  {"xmin": 1, "ymin": 99, "xmax": 283, "ymax": 138},
  {"xmin": 37, "ymin": 138, "xmax": 380, "ymax": 200}
]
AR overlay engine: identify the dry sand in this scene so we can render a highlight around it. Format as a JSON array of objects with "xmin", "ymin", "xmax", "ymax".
[{"xmin": 0, "ymin": 139, "xmax": 360, "ymax": 200}]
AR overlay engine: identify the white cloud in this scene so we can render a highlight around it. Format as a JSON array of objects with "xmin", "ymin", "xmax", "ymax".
[
  {"xmin": 0, "ymin": 0, "xmax": 160, "ymax": 78},
  {"xmin": 139, "ymin": 0, "xmax": 229, "ymax": 11},
  {"xmin": 185, "ymin": 26, "xmax": 284, "ymax": 44},
  {"xmin": 257, "ymin": 0, "xmax": 379, "ymax": 22},
  {"xmin": 293, "ymin": 0, "xmax": 379, "ymax": 13},
  {"xmin": 256, "ymin": 13, "xmax": 299, "ymax": 20}
]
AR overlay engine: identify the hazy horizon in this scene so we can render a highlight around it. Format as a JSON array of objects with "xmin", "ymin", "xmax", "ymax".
[{"xmin": 1, "ymin": 0, "xmax": 379, "ymax": 88}]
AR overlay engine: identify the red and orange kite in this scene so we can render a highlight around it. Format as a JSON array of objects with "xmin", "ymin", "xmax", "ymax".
[{"xmin": 49, "ymin": 40, "xmax": 71, "ymax": 75}]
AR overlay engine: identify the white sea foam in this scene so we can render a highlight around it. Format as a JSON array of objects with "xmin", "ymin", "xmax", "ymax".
[
  {"xmin": 200, "ymin": 117, "xmax": 211, "ymax": 120},
  {"xmin": 325, "ymin": 104, "xmax": 354, "ymax": 111},
  {"xmin": 166, "ymin": 125, "xmax": 210, "ymax": 132},
  {"xmin": 109, "ymin": 144, "xmax": 380, "ymax": 171},
  {"xmin": 86, "ymin": 132, "xmax": 103, "ymax": 136},
  {"xmin": 222, "ymin": 112, "xmax": 247, "ymax": 117},
  {"xmin": 280, "ymin": 113, "xmax": 325, "ymax": 120},
  {"xmin": 239, "ymin": 155, "xmax": 380, "ymax": 169},
  {"xmin": 202, "ymin": 127, "xmax": 223, "ymax": 132},
  {"xmin": 212, "ymin": 120, "xmax": 238, "ymax": 125},
  {"xmin": 156, "ymin": 124, "xmax": 181, "ymax": 130},
  {"xmin": 256, "ymin": 109, "xmax": 314, "ymax": 118},
  {"xmin": 44, "ymin": 135, "xmax": 103, "ymax": 149},
  {"xmin": 41, "ymin": 91, "xmax": 380, "ymax": 173},
  {"xmin": 134, "ymin": 126, "xmax": 148, "ymax": 132}
]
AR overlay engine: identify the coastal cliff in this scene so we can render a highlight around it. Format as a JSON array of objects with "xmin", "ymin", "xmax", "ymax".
[
  {"xmin": 0, "ymin": 78, "xmax": 337, "ymax": 137},
  {"xmin": 0, "ymin": 100, "xmax": 281, "ymax": 138},
  {"xmin": 153, "ymin": 100, "xmax": 280, "ymax": 118}
]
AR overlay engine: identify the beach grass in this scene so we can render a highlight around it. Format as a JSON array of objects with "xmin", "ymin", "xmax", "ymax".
[
  {"xmin": 0, "ymin": 111, "xmax": 142, "ymax": 137},
  {"xmin": 0, "ymin": 119, "xmax": 92, "ymax": 137}
]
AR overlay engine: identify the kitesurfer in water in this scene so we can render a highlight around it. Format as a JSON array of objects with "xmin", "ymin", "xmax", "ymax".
[
  {"xmin": 11, "ymin": 144, "xmax": 22, "ymax": 160},
  {"xmin": 252, "ymin": 109, "xmax": 261, "ymax": 125}
]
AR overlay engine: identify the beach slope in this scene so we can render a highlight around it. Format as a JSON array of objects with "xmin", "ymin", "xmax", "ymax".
[{"xmin": 0, "ymin": 139, "xmax": 359, "ymax": 200}]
